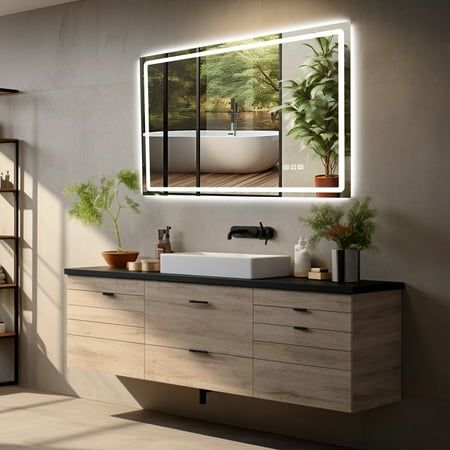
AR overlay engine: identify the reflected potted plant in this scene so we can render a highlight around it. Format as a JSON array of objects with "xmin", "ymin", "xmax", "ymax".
[
  {"xmin": 64, "ymin": 169, "xmax": 141, "ymax": 269},
  {"xmin": 301, "ymin": 198, "xmax": 377, "ymax": 282},
  {"xmin": 278, "ymin": 36, "xmax": 348, "ymax": 197}
]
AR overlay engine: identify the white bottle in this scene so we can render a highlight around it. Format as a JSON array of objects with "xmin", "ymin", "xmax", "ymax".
[{"xmin": 294, "ymin": 237, "xmax": 311, "ymax": 278}]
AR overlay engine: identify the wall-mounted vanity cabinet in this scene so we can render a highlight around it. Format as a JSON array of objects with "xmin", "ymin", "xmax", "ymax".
[{"xmin": 65, "ymin": 268, "xmax": 403, "ymax": 413}]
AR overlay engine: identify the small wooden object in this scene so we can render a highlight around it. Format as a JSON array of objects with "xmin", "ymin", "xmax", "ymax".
[
  {"xmin": 141, "ymin": 259, "xmax": 160, "ymax": 272},
  {"xmin": 310, "ymin": 267, "xmax": 328, "ymax": 273},
  {"xmin": 308, "ymin": 271, "xmax": 332, "ymax": 280},
  {"xmin": 127, "ymin": 261, "xmax": 142, "ymax": 272}
]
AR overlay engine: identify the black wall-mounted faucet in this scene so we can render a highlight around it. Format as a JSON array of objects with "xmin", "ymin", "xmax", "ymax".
[{"xmin": 227, "ymin": 222, "xmax": 274, "ymax": 245}]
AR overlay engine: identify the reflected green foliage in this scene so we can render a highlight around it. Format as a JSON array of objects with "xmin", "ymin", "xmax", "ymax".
[
  {"xmin": 201, "ymin": 38, "xmax": 280, "ymax": 112},
  {"xmin": 277, "ymin": 37, "xmax": 345, "ymax": 177},
  {"xmin": 148, "ymin": 64, "xmax": 164, "ymax": 131},
  {"xmin": 301, "ymin": 198, "xmax": 377, "ymax": 250},
  {"xmin": 64, "ymin": 170, "xmax": 140, "ymax": 251},
  {"xmin": 147, "ymin": 36, "xmax": 280, "ymax": 131},
  {"xmin": 169, "ymin": 59, "xmax": 197, "ymax": 130},
  {"xmin": 148, "ymin": 59, "xmax": 197, "ymax": 131}
]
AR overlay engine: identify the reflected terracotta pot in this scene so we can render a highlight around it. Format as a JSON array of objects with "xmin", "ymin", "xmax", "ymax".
[
  {"xmin": 101, "ymin": 251, "xmax": 139, "ymax": 269},
  {"xmin": 315, "ymin": 175, "xmax": 340, "ymax": 198}
]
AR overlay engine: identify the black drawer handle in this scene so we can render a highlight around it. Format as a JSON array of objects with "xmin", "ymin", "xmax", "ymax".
[
  {"xmin": 293, "ymin": 307, "xmax": 308, "ymax": 312},
  {"xmin": 102, "ymin": 292, "xmax": 115, "ymax": 297},
  {"xmin": 189, "ymin": 300, "xmax": 209, "ymax": 305},
  {"xmin": 293, "ymin": 326, "xmax": 309, "ymax": 331},
  {"xmin": 189, "ymin": 349, "xmax": 209, "ymax": 354}
]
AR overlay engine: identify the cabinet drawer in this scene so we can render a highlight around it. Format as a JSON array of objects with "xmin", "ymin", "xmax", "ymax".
[
  {"xmin": 145, "ymin": 345, "xmax": 252, "ymax": 396},
  {"xmin": 68, "ymin": 289, "xmax": 144, "ymax": 312},
  {"xmin": 254, "ymin": 305, "xmax": 351, "ymax": 332},
  {"xmin": 254, "ymin": 288, "xmax": 351, "ymax": 313},
  {"xmin": 254, "ymin": 323, "xmax": 351, "ymax": 351},
  {"xmin": 68, "ymin": 305, "xmax": 144, "ymax": 328},
  {"xmin": 254, "ymin": 359, "xmax": 351, "ymax": 412},
  {"xmin": 68, "ymin": 335, "xmax": 144, "ymax": 379},
  {"xmin": 67, "ymin": 276, "xmax": 144, "ymax": 296},
  {"xmin": 254, "ymin": 341, "xmax": 351, "ymax": 371},
  {"xmin": 68, "ymin": 319, "xmax": 144, "ymax": 344},
  {"xmin": 146, "ymin": 281, "xmax": 252, "ymax": 308},
  {"xmin": 145, "ymin": 282, "xmax": 252, "ymax": 357}
]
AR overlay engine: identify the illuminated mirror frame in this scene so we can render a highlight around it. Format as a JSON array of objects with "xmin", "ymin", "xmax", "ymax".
[{"xmin": 140, "ymin": 23, "xmax": 349, "ymax": 196}]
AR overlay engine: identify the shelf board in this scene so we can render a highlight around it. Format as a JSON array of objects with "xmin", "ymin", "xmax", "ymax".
[
  {"xmin": 0, "ymin": 284, "xmax": 16, "ymax": 290},
  {"xmin": 0, "ymin": 332, "xmax": 15, "ymax": 339},
  {"xmin": 0, "ymin": 88, "xmax": 19, "ymax": 95},
  {"xmin": 0, "ymin": 138, "xmax": 19, "ymax": 144},
  {"xmin": 0, "ymin": 235, "xmax": 18, "ymax": 240},
  {"xmin": 0, "ymin": 188, "xmax": 17, "ymax": 193}
]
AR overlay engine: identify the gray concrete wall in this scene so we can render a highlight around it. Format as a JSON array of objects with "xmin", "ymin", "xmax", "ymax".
[{"xmin": 0, "ymin": 1, "xmax": 449, "ymax": 449}]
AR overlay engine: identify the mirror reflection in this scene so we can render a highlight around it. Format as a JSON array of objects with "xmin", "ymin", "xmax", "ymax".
[{"xmin": 141, "ymin": 23, "xmax": 350, "ymax": 197}]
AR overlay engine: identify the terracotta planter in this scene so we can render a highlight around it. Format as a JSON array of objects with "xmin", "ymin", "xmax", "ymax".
[
  {"xmin": 315, "ymin": 175, "xmax": 340, "ymax": 198},
  {"xmin": 101, "ymin": 251, "xmax": 139, "ymax": 269}
]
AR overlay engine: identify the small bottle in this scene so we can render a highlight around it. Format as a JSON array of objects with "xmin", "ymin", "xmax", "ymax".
[
  {"xmin": 155, "ymin": 226, "xmax": 173, "ymax": 259},
  {"xmin": 294, "ymin": 237, "xmax": 311, "ymax": 278}
]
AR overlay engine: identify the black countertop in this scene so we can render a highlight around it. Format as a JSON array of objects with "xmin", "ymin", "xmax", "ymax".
[{"xmin": 64, "ymin": 266, "xmax": 404, "ymax": 295}]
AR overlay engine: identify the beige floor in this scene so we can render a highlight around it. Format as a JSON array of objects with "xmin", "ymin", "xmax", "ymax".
[{"xmin": 0, "ymin": 387, "xmax": 351, "ymax": 450}]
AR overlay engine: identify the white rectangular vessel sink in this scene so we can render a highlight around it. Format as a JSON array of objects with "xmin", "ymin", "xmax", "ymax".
[{"xmin": 160, "ymin": 252, "xmax": 291, "ymax": 279}]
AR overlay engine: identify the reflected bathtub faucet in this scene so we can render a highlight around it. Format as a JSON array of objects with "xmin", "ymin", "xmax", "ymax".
[{"xmin": 228, "ymin": 98, "xmax": 240, "ymax": 136}]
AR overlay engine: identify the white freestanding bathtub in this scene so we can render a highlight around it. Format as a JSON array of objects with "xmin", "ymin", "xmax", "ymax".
[{"xmin": 147, "ymin": 130, "xmax": 279, "ymax": 173}]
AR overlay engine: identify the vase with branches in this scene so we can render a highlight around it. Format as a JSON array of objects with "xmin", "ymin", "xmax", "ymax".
[
  {"xmin": 64, "ymin": 169, "xmax": 141, "ymax": 268},
  {"xmin": 301, "ymin": 198, "xmax": 377, "ymax": 282}
]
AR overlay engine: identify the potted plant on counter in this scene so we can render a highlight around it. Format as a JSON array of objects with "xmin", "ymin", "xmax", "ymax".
[
  {"xmin": 302, "ymin": 198, "xmax": 377, "ymax": 282},
  {"xmin": 278, "ymin": 36, "xmax": 349, "ymax": 196},
  {"xmin": 64, "ymin": 169, "xmax": 141, "ymax": 268}
]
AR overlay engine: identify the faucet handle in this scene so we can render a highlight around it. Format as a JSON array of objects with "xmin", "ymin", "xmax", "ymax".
[{"xmin": 259, "ymin": 222, "xmax": 273, "ymax": 245}]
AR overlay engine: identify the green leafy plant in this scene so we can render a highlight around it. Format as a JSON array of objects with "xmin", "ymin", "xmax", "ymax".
[
  {"xmin": 64, "ymin": 170, "xmax": 140, "ymax": 251},
  {"xmin": 276, "ymin": 36, "xmax": 348, "ymax": 177},
  {"xmin": 301, "ymin": 198, "xmax": 377, "ymax": 250}
]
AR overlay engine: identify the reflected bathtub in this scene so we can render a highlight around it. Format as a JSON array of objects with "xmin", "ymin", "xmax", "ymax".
[{"xmin": 147, "ymin": 130, "xmax": 279, "ymax": 173}]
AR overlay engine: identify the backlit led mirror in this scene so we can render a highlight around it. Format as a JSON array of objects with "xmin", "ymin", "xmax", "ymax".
[{"xmin": 140, "ymin": 22, "xmax": 350, "ymax": 197}]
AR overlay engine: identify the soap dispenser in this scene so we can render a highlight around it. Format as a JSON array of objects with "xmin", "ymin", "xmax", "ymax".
[
  {"xmin": 294, "ymin": 237, "xmax": 311, "ymax": 278},
  {"xmin": 156, "ymin": 226, "xmax": 173, "ymax": 259}
]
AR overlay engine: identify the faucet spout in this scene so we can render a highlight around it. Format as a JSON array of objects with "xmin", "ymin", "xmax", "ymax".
[
  {"xmin": 228, "ymin": 98, "xmax": 240, "ymax": 136},
  {"xmin": 227, "ymin": 223, "xmax": 274, "ymax": 244}
]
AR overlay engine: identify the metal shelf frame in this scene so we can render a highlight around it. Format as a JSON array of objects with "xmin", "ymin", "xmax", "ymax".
[{"xmin": 0, "ymin": 102, "xmax": 19, "ymax": 385}]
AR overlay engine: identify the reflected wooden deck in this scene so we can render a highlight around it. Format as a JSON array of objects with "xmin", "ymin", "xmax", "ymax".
[{"xmin": 151, "ymin": 166, "xmax": 279, "ymax": 188}]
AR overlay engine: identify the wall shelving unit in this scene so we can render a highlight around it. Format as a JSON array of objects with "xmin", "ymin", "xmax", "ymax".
[{"xmin": 0, "ymin": 88, "xmax": 20, "ymax": 386}]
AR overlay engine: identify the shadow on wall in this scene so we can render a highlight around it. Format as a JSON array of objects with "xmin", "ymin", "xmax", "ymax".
[{"xmin": 19, "ymin": 140, "xmax": 75, "ymax": 395}]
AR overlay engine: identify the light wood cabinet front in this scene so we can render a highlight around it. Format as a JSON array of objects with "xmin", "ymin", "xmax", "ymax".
[
  {"xmin": 254, "ymin": 288, "xmax": 351, "ymax": 312},
  {"xmin": 68, "ymin": 289, "xmax": 144, "ymax": 312},
  {"xmin": 254, "ymin": 304, "xmax": 351, "ymax": 332},
  {"xmin": 254, "ymin": 359, "xmax": 351, "ymax": 412},
  {"xmin": 68, "ymin": 320, "xmax": 144, "ymax": 344},
  {"xmin": 66, "ymin": 275, "xmax": 401, "ymax": 413},
  {"xmin": 67, "ymin": 277, "xmax": 145, "ymax": 378},
  {"xmin": 145, "ymin": 345, "xmax": 253, "ymax": 396},
  {"xmin": 145, "ymin": 282, "xmax": 252, "ymax": 357},
  {"xmin": 67, "ymin": 276, "xmax": 144, "ymax": 296},
  {"xmin": 68, "ymin": 335, "xmax": 144, "ymax": 379},
  {"xmin": 254, "ymin": 341, "xmax": 351, "ymax": 371},
  {"xmin": 254, "ymin": 323, "xmax": 351, "ymax": 351}
]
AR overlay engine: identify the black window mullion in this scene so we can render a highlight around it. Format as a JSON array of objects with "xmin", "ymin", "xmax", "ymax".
[
  {"xmin": 163, "ymin": 57, "xmax": 169, "ymax": 188},
  {"xmin": 196, "ymin": 52, "xmax": 201, "ymax": 193}
]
